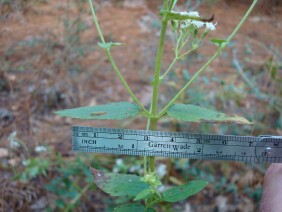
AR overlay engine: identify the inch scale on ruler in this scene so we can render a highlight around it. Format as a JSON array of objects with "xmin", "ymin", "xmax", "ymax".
[{"xmin": 72, "ymin": 126, "xmax": 282, "ymax": 164}]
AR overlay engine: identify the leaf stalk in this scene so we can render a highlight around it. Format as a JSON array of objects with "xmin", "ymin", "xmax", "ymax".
[
  {"xmin": 158, "ymin": 0, "xmax": 258, "ymax": 117},
  {"xmin": 88, "ymin": 0, "xmax": 150, "ymax": 116}
]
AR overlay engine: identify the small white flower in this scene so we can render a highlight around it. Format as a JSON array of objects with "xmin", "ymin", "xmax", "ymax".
[
  {"xmin": 9, "ymin": 131, "xmax": 17, "ymax": 138},
  {"xmin": 158, "ymin": 185, "xmax": 166, "ymax": 192},
  {"xmin": 35, "ymin": 146, "xmax": 47, "ymax": 153},
  {"xmin": 180, "ymin": 19, "xmax": 205, "ymax": 29},
  {"xmin": 156, "ymin": 164, "xmax": 167, "ymax": 178},
  {"xmin": 179, "ymin": 11, "xmax": 188, "ymax": 15},
  {"xmin": 177, "ymin": 11, "xmax": 200, "ymax": 17},
  {"xmin": 129, "ymin": 165, "xmax": 141, "ymax": 173},
  {"xmin": 205, "ymin": 22, "xmax": 217, "ymax": 30},
  {"xmin": 191, "ymin": 20, "xmax": 204, "ymax": 28},
  {"xmin": 173, "ymin": 10, "xmax": 217, "ymax": 31},
  {"xmin": 171, "ymin": 11, "xmax": 200, "ymax": 18},
  {"xmin": 115, "ymin": 158, "xmax": 123, "ymax": 166},
  {"xmin": 175, "ymin": 11, "xmax": 204, "ymax": 29},
  {"xmin": 113, "ymin": 167, "xmax": 118, "ymax": 173},
  {"xmin": 187, "ymin": 11, "xmax": 200, "ymax": 17},
  {"xmin": 10, "ymin": 140, "xmax": 20, "ymax": 148},
  {"xmin": 22, "ymin": 160, "xmax": 29, "ymax": 166},
  {"xmin": 180, "ymin": 21, "xmax": 189, "ymax": 29},
  {"xmin": 8, "ymin": 131, "xmax": 20, "ymax": 149}
]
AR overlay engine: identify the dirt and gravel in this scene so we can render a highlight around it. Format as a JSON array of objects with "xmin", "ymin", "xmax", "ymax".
[{"xmin": 0, "ymin": 0, "xmax": 281, "ymax": 211}]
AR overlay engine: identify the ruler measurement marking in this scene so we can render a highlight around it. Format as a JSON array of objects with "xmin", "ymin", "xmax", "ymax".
[
  {"xmin": 76, "ymin": 137, "xmax": 261, "ymax": 147},
  {"xmin": 72, "ymin": 146, "xmax": 269, "ymax": 158},
  {"xmin": 72, "ymin": 126, "xmax": 282, "ymax": 163}
]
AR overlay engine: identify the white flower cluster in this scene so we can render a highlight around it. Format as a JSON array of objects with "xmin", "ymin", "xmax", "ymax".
[
  {"xmin": 35, "ymin": 146, "xmax": 47, "ymax": 153},
  {"xmin": 8, "ymin": 131, "xmax": 20, "ymax": 149},
  {"xmin": 173, "ymin": 11, "xmax": 217, "ymax": 31},
  {"xmin": 205, "ymin": 22, "xmax": 216, "ymax": 31}
]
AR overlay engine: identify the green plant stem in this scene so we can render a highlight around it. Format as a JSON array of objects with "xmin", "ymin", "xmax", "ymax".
[
  {"xmin": 179, "ymin": 34, "xmax": 191, "ymax": 52},
  {"xmin": 179, "ymin": 44, "xmax": 199, "ymax": 58},
  {"xmin": 143, "ymin": 157, "xmax": 147, "ymax": 174},
  {"xmin": 159, "ymin": 50, "xmax": 220, "ymax": 117},
  {"xmin": 225, "ymin": 0, "xmax": 258, "ymax": 43},
  {"xmin": 104, "ymin": 49, "xmax": 150, "ymax": 116},
  {"xmin": 158, "ymin": 0, "xmax": 258, "ymax": 118},
  {"xmin": 149, "ymin": 156, "xmax": 155, "ymax": 173},
  {"xmin": 159, "ymin": 32, "xmax": 182, "ymax": 80},
  {"xmin": 147, "ymin": 198, "xmax": 161, "ymax": 208},
  {"xmin": 88, "ymin": 0, "xmax": 104, "ymax": 43},
  {"xmin": 65, "ymin": 184, "xmax": 92, "ymax": 211},
  {"xmin": 160, "ymin": 56, "xmax": 178, "ymax": 80},
  {"xmin": 175, "ymin": 32, "xmax": 182, "ymax": 55},
  {"xmin": 160, "ymin": 34, "xmax": 199, "ymax": 80},
  {"xmin": 88, "ymin": 0, "xmax": 150, "ymax": 116},
  {"xmin": 147, "ymin": 118, "xmax": 157, "ymax": 173},
  {"xmin": 169, "ymin": 0, "xmax": 178, "ymax": 11},
  {"xmin": 160, "ymin": 47, "xmax": 196, "ymax": 80},
  {"xmin": 151, "ymin": 19, "xmax": 168, "ymax": 116},
  {"xmin": 164, "ymin": 0, "xmax": 169, "ymax": 10},
  {"xmin": 144, "ymin": 104, "xmax": 152, "ymax": 174},
  {"xmin": 147, "ymin": 0, "xmax": 170, "ymax": 173}
]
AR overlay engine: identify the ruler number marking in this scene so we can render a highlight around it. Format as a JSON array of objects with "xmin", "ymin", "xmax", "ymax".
[
  {"xmin": 274, "ymin": 141, "xmax": 279, "ymax": 147},
  {"xmin": 82, "ymin": 132, "xmax": 88, "ymax": 137},
  {"xmin": 261, "ymin": 151, "xmax": 269, "ymax": 157},
  {"xmin": 196, "ymin": 138, "xmax": 211, "ymax": 144},
  {"xmin": 222, "ymin": 140, "xmax": 228, "ymax": 145},
  {"xmin": 73, "ymin": 131, "xmax": 97, "ymax": 138},
  {"xmin": 72, "ymin": 126, "xmax": 282, "ymax": 164},
  {"xmin": 144, "ymin": 136, "xmax": 149, "ymax": 141}
]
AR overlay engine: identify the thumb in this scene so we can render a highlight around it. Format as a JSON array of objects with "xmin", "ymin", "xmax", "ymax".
[{"xmin": 260, "ymin": 163, "xmax": 282, "ymax": 212}]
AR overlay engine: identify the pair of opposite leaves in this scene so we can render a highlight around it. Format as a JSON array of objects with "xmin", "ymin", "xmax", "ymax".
[{"xmin": 55, "ymin": 101, "xmax": 251, "ymax": 124}]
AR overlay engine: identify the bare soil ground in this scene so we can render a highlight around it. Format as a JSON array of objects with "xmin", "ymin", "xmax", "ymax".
[{"xmin": 0, "ymin": 0, "xmax": 281, "ymax": 211}]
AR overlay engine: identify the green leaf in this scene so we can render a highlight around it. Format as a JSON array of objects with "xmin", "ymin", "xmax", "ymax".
[
  {"xmin": 114, "ymin": 204, "xmax": 156, "ymax": 212},
  {"xmin": 210, "ymin": 38, "xmax": 229, "ymax": 46},
  {"xmin": 55, "ymin": 199, "xmax": 65, "ymax": 209},
  {"xmin": 146, "ymin": 208, "xmax": 156, "ymax": 212},
  {"xmin": 171, "ymin": 20, "xmax": 178, "ymax": 31},
  {"xmin": 98, "ymin": 42, "xmax": 125, "ymax": 49},
  {"xmin": 167, "ymin": 104, "xmax": 252, "ymax": 124},
  {"xmin": 134, "ymin": 188, "xmax": 152, "ymax": 201},
  {"xmin": 114, "ymin": 204, "xmax": 145, "ymax": 212},
  {"xmin": 90, "ymin": 167, "xmax": 149, "ymax": 197},
  {"xmin": 55, "ymin": 102, "xmax": 140, "ymax": 120},
  {"xmin": 162, "ymin": 180, "xmax": 208, "ymax": 202}
]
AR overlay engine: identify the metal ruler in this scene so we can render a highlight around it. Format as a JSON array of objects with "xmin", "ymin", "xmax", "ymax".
[{"xmin": 72, "ymin": 126, "xmax": 282, "ymax": 163}]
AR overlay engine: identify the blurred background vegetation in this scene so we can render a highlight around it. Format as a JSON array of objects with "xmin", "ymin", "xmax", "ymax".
[{"xmin": 0, "ymin": 0, "xmax": 281, "ymax": 211}]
